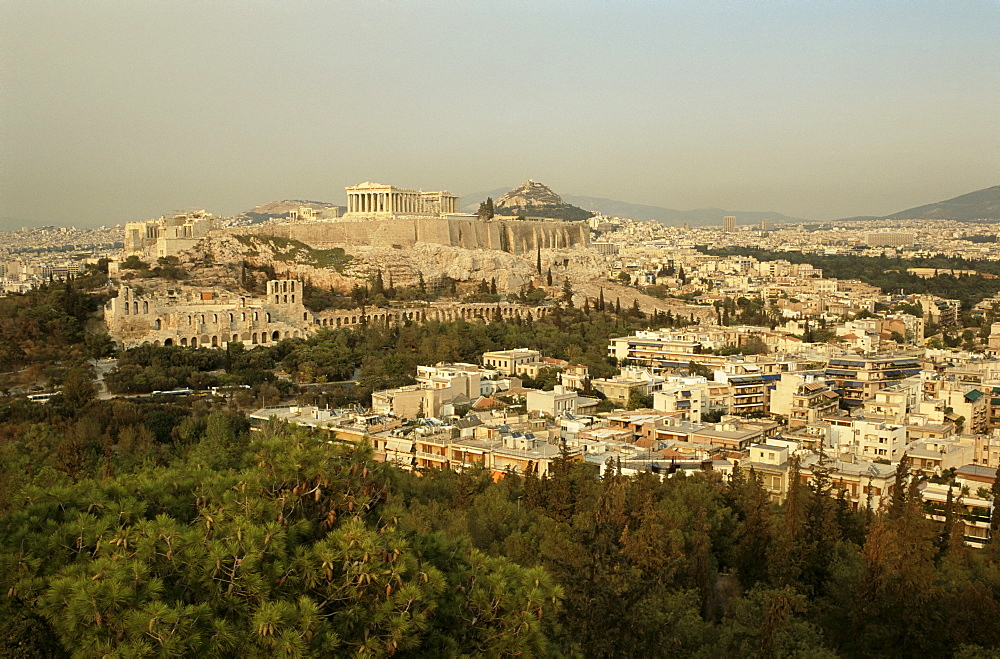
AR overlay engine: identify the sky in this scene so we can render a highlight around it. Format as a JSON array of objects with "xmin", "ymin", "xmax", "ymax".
[{"xmin": 2, "ymin": 1, "xmax": 998, "ymax": 228}]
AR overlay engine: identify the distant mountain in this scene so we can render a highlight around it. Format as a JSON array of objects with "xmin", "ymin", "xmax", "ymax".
[
  {"xmin": 489, "ymin": 180, "xmax": 593, "ymax": 222},
  {"xmin": 237, "ymin": 199, "xmax": 342, "ymax": 224},
  {"xmin": 461, "ymin": 187, "xmax": 810, "ymax": 226},
  {"xmin": 851, "ymin": 185, "xmax": 1000, "ymax": 222}
]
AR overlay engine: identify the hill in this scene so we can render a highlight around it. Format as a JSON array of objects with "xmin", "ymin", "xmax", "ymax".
[
  {"xmin": 490, "ymin": 180, "xmax": 593, "ymax": 222},
  {"xmin": 879, "ymin": 185, "xmax": 1000, "ymax": 222},
  {"xmin": 461, "ymin": 187, "xmax": 809, "ymax": 226},
  {"xmin": 237, "ymin": 199, "xmax": 342, "ymax": 224}
]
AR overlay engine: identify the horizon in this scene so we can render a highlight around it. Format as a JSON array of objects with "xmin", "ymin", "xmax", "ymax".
[{"xmin": 2, "ymin": 1, "xmax": 998, "ymax": 228}]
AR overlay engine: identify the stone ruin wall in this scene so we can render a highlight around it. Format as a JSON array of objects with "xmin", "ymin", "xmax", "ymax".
[
  {"xmin": 105, "ymin": 279, "xmax": 552, "ymax": 349},
  {"xmin": 239, "ymin": 217, "xmax": 589, "ymax": 254}
]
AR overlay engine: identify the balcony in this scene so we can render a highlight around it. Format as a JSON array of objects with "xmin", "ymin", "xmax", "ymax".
[{"xmin": 415, "ymin": 451, "xmax": 448, "ymax": 462}]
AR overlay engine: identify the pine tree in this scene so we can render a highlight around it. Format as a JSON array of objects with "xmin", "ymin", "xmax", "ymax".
[
  {"xmin": 734, "ymin": 467, "xmax": 773, "ymax": 590},
  {"xmin": 890, "ymin": 452, "xmax": 911, "ymax": 518},
  {"xmin": 536, "ymin": 246, "xmax": 542, "ymax": 275},
  {"xmin": 598, "ymin": 288, "xmax": 605, "ymax": 312},
  {"xmin": 562, "ymin": 279, "xmax": 574, "ymax": 307},
  {"xmin": 546, "ymin": 267, "xmax": 553, "ymax": 286}
]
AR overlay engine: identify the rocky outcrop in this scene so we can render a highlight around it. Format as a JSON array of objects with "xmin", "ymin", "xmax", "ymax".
[{"xmin": 494, "ymin": 180, "xmax": 594, "ymax": 222}]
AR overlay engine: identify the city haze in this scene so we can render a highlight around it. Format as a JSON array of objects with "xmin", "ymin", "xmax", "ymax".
[{"xmin": 2, "ymin": 1, "xmax": 998, "ymax": 228}]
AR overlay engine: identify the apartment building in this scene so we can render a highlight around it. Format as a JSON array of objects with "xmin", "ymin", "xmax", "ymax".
[
  {"xmin": 825, "ymin": 356, "xmax": 922, "ymax": 408},
  {"xmin": 482, "ymin": 348, "xmax": 543, "ymax": 375},
  {"xmin": 769, "ymin": 373, "xmax": 840, "ymax": 427}
]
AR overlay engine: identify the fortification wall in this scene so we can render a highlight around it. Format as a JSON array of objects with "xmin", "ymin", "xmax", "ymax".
[{"xmin": 243, "ymin": 217, "xmax": 588, "ymax": 253}]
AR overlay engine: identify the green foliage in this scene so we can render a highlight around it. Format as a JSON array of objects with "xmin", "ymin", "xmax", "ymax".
[
  {"xmin": 0, "ymin": 279, "xmax": 100, "ymax": 373},
  {"xmin": 0, "ymin": 424, "xmax": 562, "ymax": 656},
  {"xmin": 236, "ymin": 235, "xmax": 352, "ymax": 272}
]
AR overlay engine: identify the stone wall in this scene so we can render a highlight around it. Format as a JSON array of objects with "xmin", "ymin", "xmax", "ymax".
[
  {"xmin": 241, "ymin": 217, "xmax": 589, "ymax": 254},
  {"xmin": 105, "ymin": 279, "xmax": 552, "ymax": 349}
]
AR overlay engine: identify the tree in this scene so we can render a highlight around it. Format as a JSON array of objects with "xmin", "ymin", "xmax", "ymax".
[
  {"xmin": 477, "ymin": 197, "xmax": 494, "ymax": 221},
  {"xmin": 59, "ymin": 364, "xmax": 97, "ymax": 409},
  {"xmin": 121, "ymin": 255, "xmax": 149, "ymax": 270},
  {"xmin": 371, "ymin": 270, "xmax": 385, "ymax": 297},
  {"xmin": 733, "ymin": 468, "xmax": 774, "ymax": 591},
  {"xmin": 991, "ymin": 466, "xmax": 1000, "ymax": 556},
  {"xmin": 561, "ymin": 279, "xmax": 574, "ymax": 307}
]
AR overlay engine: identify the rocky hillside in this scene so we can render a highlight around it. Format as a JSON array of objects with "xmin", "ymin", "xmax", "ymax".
[
  {"xmin": 884, "ymin": 185, "xmax": 1000, "ymax": 221},
  {"xmin": 493, "ymin": 181, "xmax": 593, "ymax": 222}
]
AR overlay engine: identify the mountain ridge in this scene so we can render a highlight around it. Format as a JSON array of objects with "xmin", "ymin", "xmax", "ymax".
[{"xmin": 837, "ymin": 185, "xmax": 1000, "ymax": 222}]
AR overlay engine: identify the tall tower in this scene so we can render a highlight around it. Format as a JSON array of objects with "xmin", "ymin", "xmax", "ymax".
[{"xmin": 723, "ymin": 216, "xmax": 736, "ymax": 233}]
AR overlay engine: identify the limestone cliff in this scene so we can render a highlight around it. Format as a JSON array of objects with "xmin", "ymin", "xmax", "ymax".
[{"xmin": 494, "ymin": 180, "xmax": 594, "ymax": 222}]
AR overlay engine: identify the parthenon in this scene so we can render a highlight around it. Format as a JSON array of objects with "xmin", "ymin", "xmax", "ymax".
[{"xmin": 344, "ymin": 182, "xmax": 458, "ymax": 217}]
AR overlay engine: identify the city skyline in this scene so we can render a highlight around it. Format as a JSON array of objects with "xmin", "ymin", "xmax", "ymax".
[{"xmin": 2, "ymin": 1, "xmax": 998, "ymax": 228}]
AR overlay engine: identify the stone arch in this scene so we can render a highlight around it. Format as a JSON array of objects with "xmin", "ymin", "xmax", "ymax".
[
  {"xmin": 265, "ymin": 312, "xmax": 271, "ymax": 323},
  {"xmin": 251, "ymin": 333, "xmax": 258, "ymax": 344},
  {"xmin": 154, "ymin": 319, "xmax": 161, "ymax": 330},
  {"xmin": 133, "ymin": 301, "xmax": 139, "ymax": 314},
  {"xmin": 241, "ymin": 332, "xmax": 250, "ymax": 341},
  {"xmin": 164, "ymin": 338, "xmax": 173, "ymax": 346},
  {"xmin": 229, "ymin": 313, "xmax": 234, "ymax": 323},
  {"xmin": 191, "ymin": 337, "xmax": 198, "ymax": 347},
  {"xmin": 153, "ymin": 340, "xmax": 160, "ymax": 346},
  {"xmin": 232, "ymin": 334, "xmax": 239, "ymax": 343},
  {"xmin": 211, "ymin": 336, "xmax": 218, "ymax": 347},
  {"xmin": 180, "ymin": 338, "xmax": 187, "ymax": 347},
  {"xmin": 272, "ymin": 331, "xmax": 280, "ymax": 341},
  {"xmin": 201, "ymin": 335, "xmax": 210, "ymax": 345},
  {"xmin": 143, "ymin": 301, "xmax": 149, "ymax": 314},
  {"xmin": 213, "ymin": 313, "xmax": 218, "ymax": 323}
]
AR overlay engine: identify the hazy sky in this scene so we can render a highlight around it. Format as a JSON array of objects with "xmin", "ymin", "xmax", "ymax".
[{"xmin": 2, "ymin": 1, "xmax": 998, "ymax": 227}]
